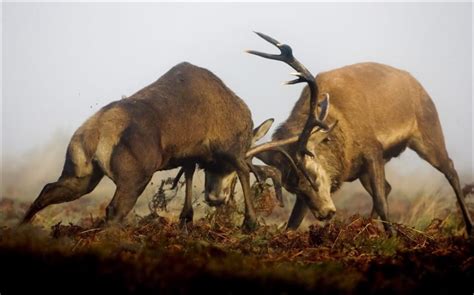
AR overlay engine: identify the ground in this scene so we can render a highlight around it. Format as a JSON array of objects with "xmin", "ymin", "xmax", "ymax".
[{"xmin": 0, "ymin": 182, "xmax": 473, "ymax": 294}]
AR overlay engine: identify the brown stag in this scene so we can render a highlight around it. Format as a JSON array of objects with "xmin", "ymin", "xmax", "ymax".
[
  {"xmin": 21, "ymin": 62, "xmax": 291, "ymax": 231},
  {"xmin": 214, "ymin": 32, "xmax": 472, "ymax": 235}
]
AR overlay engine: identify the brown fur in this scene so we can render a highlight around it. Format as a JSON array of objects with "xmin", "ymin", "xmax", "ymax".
[
  {"xmin": 22, "ymin": 62, "xmax": 256, "ymax": 228},
  {"xmin": 261, "ymin": 62, "xmax": 472, "ymax": 234}
]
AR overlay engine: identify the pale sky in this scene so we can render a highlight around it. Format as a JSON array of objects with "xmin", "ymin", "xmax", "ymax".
[{"xmin": 2, "ymin": 3, "xmax": 473, "ymax": 182}]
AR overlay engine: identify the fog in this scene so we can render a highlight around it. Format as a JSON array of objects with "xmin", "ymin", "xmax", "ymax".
[{"xmin": 2, "ymin": 3, "xmax": 473, "ymax": 203}]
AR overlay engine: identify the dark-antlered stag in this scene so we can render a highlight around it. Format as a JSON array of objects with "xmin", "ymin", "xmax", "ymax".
[
  {"xmin": 216, "ymin": 32, "xmax": 473, "ymax": 235},
  {"xmin": 21, "ymin": 61, "xmax": 311, "ymax": 232}
]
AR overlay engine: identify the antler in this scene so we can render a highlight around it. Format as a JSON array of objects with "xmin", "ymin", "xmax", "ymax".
[
  {"xmin": 245, "ymin": 93, "xmax": 334, "ymax": 159},
  {"xmin": 248, "ymin": 32, "xmax": 335, "ymax": 191},
  {"xmin": 247, "ymin": 32, "xmax": 329, "ymax": 160},
  {"xmin": 245, "ymin": 119, "xmax": 338, "ymax": 193}
]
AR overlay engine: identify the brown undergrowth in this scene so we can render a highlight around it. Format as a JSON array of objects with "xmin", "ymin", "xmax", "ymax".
[{"xmin": 0, "ymin": 185, "xmax": 473, "ymax": 294}]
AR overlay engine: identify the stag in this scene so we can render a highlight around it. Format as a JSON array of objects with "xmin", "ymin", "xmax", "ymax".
[
  {"xmin": 210, "ymin": 32, "xmax": 472, "ymax": 235},
  {"xmin": 22, "ymin": 62, "xmax": 302, "ymax": 231},
  {"xmin": 248, "ymin": 32, "xmax": 473, "ymax": 235}
]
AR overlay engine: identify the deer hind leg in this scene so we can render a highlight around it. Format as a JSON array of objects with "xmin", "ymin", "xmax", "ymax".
[
  {"xmin": 179, "ymin": 165, "xmax": 196, "ymax": 229},
  {"xmin": 409, "ymin": 135, "xmax": 473, "ymax": 235},
  {"xmin": 22, "ymin": 162, "xmax": 103, "ymax": 224},
  {"xmin": 359, "ymin": 173, "xmax": 392, "ymax": 219},
  {"xmin": 105, "ymin": 178, "xmax": 150, "ymax": 223},
  {"xmin": 105, "ymin": 143, "xmax": 155, "ymax": 224}
]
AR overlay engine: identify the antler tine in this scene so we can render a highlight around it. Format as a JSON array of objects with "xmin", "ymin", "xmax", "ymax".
[
  {"xmin": 247, "ymin": 32, "xmax": 314, "ymax": 82},
  {"xmin": 284, "ymin": 78, "xmax": 307, "ymax": 85},
  {"xmin": 254, "ymin": 31, "xmax": 281, "ymax": 46},
  {"xmin": 245, "ymin": 32, "xmax": 284, "ymax": 61}
]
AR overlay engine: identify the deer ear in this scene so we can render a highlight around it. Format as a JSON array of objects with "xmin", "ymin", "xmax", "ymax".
[
  {"xmin": 252, "ymin": 118, "xmax": 274, "ymax": 143},
  {"xmin": 307, "ymin": 120, "xmax": 338, "ymax": 150},
  {"xmin": 318, "ymin": 93, "xmax": 330, "ymax": 121},
  {"xmin": 311, "ymin": 131, "xmax": 331, "ymax": 145}
]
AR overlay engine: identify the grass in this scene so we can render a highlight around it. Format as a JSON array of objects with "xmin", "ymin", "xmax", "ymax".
[{"xmin": 0, "ymin": 183, "xmax": 473, "ymax": 294}]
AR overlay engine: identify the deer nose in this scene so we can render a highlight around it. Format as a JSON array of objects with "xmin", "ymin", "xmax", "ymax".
[
  {"xmin": 319, "ymin": 208, "xmax": 336, "ymax": 221},
  {"xmin": 204, "ymin": 193, "xmax": 227, "ymax": 207},
  {"xmin": 205, "ymin": 198, "xmax": 226, "ymax": 207}
]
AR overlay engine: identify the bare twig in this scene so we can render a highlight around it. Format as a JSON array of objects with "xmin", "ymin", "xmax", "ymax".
[
  {"xmin": 71, "ymin": 238, "xmax": 84, "ymax": 252},
  {"xmin": 353, "ymin": 223, "xmax": 371, "ymax": 241},
  {"xmin": 331, "ymin": 229, "xmax": 344, "ymax": 250},
  {"xmin": 290, "ymin": 250, "xmax": 304, "ymax": 259},
  {"xmin": 79, "ymin": 228, "xmax": 103, "ymax": 235}
]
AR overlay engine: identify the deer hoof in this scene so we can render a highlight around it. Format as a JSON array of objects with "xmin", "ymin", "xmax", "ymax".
[
  {"xmin": 179, "ymin": 217, "xmax": 193, "ymax": 232},
  {"xmin": 242, "ymin": 218, "xmax": 258, "ymax": 233}
]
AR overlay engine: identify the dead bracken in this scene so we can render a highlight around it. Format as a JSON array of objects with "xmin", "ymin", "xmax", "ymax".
[{"xmin": 0, "ymin": 194, "xmax": 473, "ymax": 294}]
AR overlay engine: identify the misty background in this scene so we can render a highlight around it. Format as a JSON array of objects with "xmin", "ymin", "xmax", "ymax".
[{"xmin": 1, "ymin": 3, "xmax": 472, "ymax": 215}]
